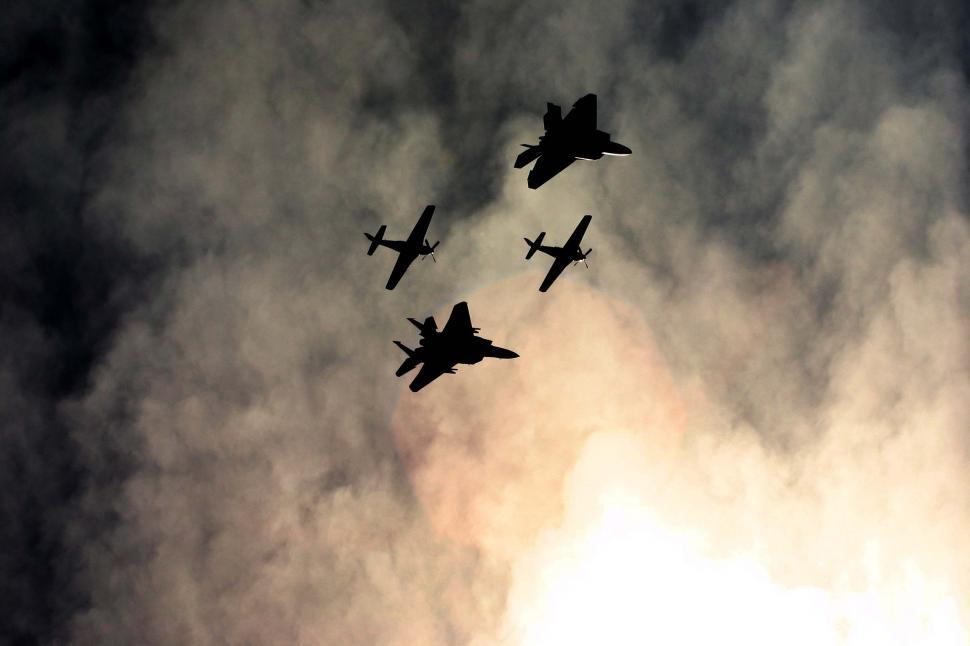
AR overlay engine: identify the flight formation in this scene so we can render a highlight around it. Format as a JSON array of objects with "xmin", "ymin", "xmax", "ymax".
[{"xmin": 364, "ymin": 94, "xmax": 631, "ymax": 391}]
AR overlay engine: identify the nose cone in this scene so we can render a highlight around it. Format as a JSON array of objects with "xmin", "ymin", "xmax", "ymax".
[
  {"xmin": 490, "ymin": 346, "xmax": 519, "ymax": 359},
  {"xmin": 604, "ymin": 141, "xmax": 632, "ymax": 156}
]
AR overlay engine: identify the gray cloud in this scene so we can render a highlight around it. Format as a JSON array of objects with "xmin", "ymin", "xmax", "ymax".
[{"xmin": 3, "ymin": 0, "xmax": 968, "ymax": 643}]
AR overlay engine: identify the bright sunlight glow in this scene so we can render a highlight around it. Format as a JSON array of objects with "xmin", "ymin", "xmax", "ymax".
[{"xmin": 503, "ymin": 434, "xmax": 967, "ymax": 646}]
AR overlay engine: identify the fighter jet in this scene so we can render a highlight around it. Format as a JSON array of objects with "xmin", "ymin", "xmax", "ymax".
[
  {"xmin": 394, "ymin": 301, "xmax": 518, "ymax": 392},
  {"xmin": 524, "ymin": 214, "xmax": 593, "ymax": 292},
  {"xmin": 514, "ymin": 94, "xmax": 631, "ymax": 189},
  {"xmin": 364, "ymin": 204, "xmax": 439, "ymax": 290}
]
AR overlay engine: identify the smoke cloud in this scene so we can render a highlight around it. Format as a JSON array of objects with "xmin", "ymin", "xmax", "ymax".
[{"xmin": 3, "ymin": 0, "xmax": 968, "ymax": 643}]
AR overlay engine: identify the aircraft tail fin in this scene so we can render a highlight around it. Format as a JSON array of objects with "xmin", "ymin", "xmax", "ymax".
[
  {"xmin": 543, "ymin": 103, "xmax": 562, "ymax": 130},
  {"xmin": 515, "ymin": 145, "xmax": 543, "ymax": 169},
  {"xmin": 408, "ymin": 316, "xmax": 437, "ymax": 336},
  {"xmin": 365, "ymin": 224, "xmax": 386, "ymax": 255},
  {"xmin": 524, "ymin": 232, "xmax": 545, "ymax": 259}
]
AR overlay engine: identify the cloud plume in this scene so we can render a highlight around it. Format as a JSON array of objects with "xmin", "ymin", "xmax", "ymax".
[{"xmin": 2, "ymin": 0, "xmax": 968, "ymax": 643}]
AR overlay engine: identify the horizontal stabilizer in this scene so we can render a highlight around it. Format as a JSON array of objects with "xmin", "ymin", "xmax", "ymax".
[
  {"xmin": 365, "ymin": 224, "xmax": 387, "ymax": 255},
  {"xmin": 394, "ymin": 341, "xmax": 420, "ymax": 376},
  {"xmin": 515, "ymin": 145, "xmax": 543, "ymax": 169},
  {"xmin": 396, "ymin": 356, "xmax": 420, "ymax": 377},
  {"xmin": 524, "ymin": 232, "xmax": 545, "ymax": 259}
]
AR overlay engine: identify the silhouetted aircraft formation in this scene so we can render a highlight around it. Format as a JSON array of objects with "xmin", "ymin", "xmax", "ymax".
[{"xmin": 363, "ymin": 93, "xmax": 631, "ymax": 390}]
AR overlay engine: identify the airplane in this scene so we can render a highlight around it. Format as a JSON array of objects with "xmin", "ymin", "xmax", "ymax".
[
  {"xmin": 394, "ymin": 301, "xmax": 518, "ymax": 392},
  {"xmin": 524, "ymin": 214, "xmax": 593, "ymax": 292},
  {"xmin": 514, "ymin": 93, "xmax": 631, "ymax": 189},
  {"xmin": 364, "ymin": 204, "xmax": 439, "ymax": 290}
]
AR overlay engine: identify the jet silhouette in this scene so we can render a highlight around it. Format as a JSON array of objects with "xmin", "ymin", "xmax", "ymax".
[
  {"xmin": 514, "ymin": 94, "xmax": 631, "ymax": 189},
  {"xmin": 365, "ymin": 204, "xmax": 439, "ymax": 290},
  {"xmin": 524, "ymin": 214, "xmax": 593, "ymax": 292},
  {"xmin": 394, "ymin": 301, "xmax": 518, "ymax": 392}
]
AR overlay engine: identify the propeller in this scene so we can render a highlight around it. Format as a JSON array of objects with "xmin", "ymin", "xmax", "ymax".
[
  {"xmin": 424, "ymin": 239, "xmax": 439, "ymax": 262},
  {"xmin": 573, "ymin": 248, "xmax": 593, "ymax": 268}
]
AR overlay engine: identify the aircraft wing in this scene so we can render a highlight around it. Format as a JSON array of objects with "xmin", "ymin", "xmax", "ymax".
[
  {"xmin": 408, "ymin": 357, "xmax": 456, "ymax": 392},
  {"xmin": 564, "ymin": 93, "xmax": 596, "ymax": 131},
  {"xmin": 442, "ymin": 301, "xmax": 475, "ymax": 336},
  {"xmin": 527, "ymin": 153, "xmax": 575, "ymax": 189},
  {"xmin": 564, "ymin": 214, "xmax": 592, "ymax": 250},
  {"xmin": 405, "ymin": 204, "xmax": 435, "ymax": 247},
  {"xmin": 539, "ymin": 255, "xmax": 572, "ymax": 292},
  {"xmin": 385, "ymin": 249, "xmax": 418, "ymax": 290}
]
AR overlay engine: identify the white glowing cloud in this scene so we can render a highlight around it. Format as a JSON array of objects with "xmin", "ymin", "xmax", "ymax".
[{"xmin": 505, "ymin": 432, "xmax": 968, "ymax": 646}]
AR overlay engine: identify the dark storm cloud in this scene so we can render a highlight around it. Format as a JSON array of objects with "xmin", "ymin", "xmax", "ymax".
[
  {"xmin": 0, "ymin": 3, "xmax": 160, "ymax": 643},
  {"xmin": 2, "ymin": 0, "xmax": 969, "ymax": 644}
]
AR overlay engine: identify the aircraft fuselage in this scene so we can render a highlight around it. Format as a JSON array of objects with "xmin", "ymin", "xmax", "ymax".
[
  {"xmin": 536, "ymin": 244, "xmax": 587, "ymax": 262},
  {"xmin": 541, "ymin": 128, "xmax": 632, "ymax": 162},
  {"xmin": 374, "ymin": 238, "xmax": 435, "ymax": 255},
  {"xmin": 421, "ymin": 332, "xmax": 515, "ymax": 365}
]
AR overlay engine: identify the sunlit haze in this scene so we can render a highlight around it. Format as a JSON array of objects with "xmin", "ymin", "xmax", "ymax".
[{"xmin": 4, "ymin": 1, "xmax": 968, "ymax": 643}]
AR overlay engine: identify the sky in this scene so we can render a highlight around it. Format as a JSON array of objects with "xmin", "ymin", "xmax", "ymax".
[{"xmin": 2, "ymin": 1, "xmax": 969, "ymax": 644}]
